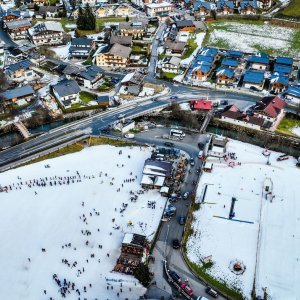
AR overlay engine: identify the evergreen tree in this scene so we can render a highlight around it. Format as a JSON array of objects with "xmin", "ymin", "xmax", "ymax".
[
  {"xmin": 133, "ymin": 263, "xmax": 151, "ymax": 287},
  {"xmin": 76, "ymin": 6, "xmax": 84, "ymax": 30}
]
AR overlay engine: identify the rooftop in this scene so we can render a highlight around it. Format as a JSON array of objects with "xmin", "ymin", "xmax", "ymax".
[
  {"xmin": 221, "ymin": 58, "xmax": 238, "ymax": 68},
  {"xmin": 109, "ymin": 43, "xmax": 132, "ymax": 59},
  {"xmin": 194, "ymin": 1, "xmax": 212, "ymax": 10},
  {"xmin": 5, "ymin": 59, "xmax": 33, "ymax": 72},
  {"xmin": 5, "ymin": 19, "xmax": 31, "ymax": 30},
  {"xmin": 191, "ymin": 100, "xmax": 212, "ymax": 110},
  {"xmin": 253, "ymin": 96, "xmax": 286, "ymax": 118},
  {"xmin": 243, "ymin": 70, "xmax": 264, "ymax": 84},
  {"xmin": 273, "ymin": 63, "xmax": 292, "ymax": 75},
  {"xmin": 275, "ymin": 56, "xmax": 293, "ymax": 66},
  {"xmin": 52, "ymin": 79, "xmax": 81, "ymax": 97},
  {"xmin": 71, "ymin": 37, "xmax": 94, "ymax": 47},
  {"xmin": 0, "ymin": 85, "xmax": 35, "ymax": 101},
  {"xmin": 216, "ymin": 67, "xmax": 235, "ymax": 78},
  {"xmin": 110, "ymin": 35, "xmax": 132, "ymax": 46},
  {"xmin": 248, "ymin": 53, "xmax": 269, "ymax": 65},
  {"xmin": 217, "ymin": 1, "xmax": 235, "ymax": 9}
]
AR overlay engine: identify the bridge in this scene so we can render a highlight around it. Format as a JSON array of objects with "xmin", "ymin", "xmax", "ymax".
[{"xmin": 13, "ymin": 121, "xmax": 31, "ymax": 139}]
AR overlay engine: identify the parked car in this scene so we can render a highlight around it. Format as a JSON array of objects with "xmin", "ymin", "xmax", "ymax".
[
  {"xmin": 165, "ymin": 141, "xmax": 174, "ymax": 147},
  {"xmin": 183, "ymin": 192, "xmax": 189, "ymax": 200},
  {"xmin": 180, "ymin": 283, "xmax": 193, "ymax": 296},
  {"xmin": 190, "ymin": 158, "xmax": 195, "ymax": 166},
  {"xmin": 172, "ymin": 238, "xmax": 180, "ymax": 249},
  {"xmin": 206, "ymin": 287, "xmax": 218, "ymax": 298},
  {"xmin": 198, "ymin": 142, "xmax": 205, "ymax": 150},
  {"xmin": 169, "ymin": 270, "xmax": 181, "ymax": 283},
  {"xmin": 178, "ymin": 216, "xmax": 185, "ymax": 225},
  {"xmin": 170, "ymin": 95, "xmax": 178, "ymax": 99},
  {"xmin": 125, "ymin": 133, "xmax": 135, "ymax": 139},
  {"xmin": 117, "ymin": 114, "xmax": 126, "ymax": 119}
]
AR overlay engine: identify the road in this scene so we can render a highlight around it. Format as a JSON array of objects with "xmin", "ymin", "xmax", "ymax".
[{"xmin": 135, "ymin": 129, "xmax": 222, "ymax": 300}]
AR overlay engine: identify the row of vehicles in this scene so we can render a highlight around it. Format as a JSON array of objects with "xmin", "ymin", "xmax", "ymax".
[{"xmin": 168, "ymin": 270, "xmax": 219, "ymax": 299}]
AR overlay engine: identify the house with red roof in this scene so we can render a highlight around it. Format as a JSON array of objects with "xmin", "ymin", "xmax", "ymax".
[
  {"xmin": 220, "ymin": 105, "xmax": 265, "ymax": 130},
  {"xmin": 252, "ymin": 96, "xmax": 285, "ymax": 123},
  {"xmin": 190, "ymin": 100, "xmax": 212, "ymax": 112}
]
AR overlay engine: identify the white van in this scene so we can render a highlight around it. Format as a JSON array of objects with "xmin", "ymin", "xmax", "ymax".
[
  {"xmin": 198, "ymin": 150, "xmax": 203, "ymax": 158},
  {"xmin": 125, "ymin": 133, "xmax": 135, "ymax": 139}
]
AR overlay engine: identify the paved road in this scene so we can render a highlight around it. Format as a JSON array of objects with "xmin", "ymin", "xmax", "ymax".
[{"xmin": 135, "ymin": 129, "xmax": 222, "ymax": 300}]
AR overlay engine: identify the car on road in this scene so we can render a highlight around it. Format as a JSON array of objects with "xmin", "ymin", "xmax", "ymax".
[
  {"xmin": 206, "ymin": 287, "xmax": 218, "ymax": 298},
  {"xmin": 220, "ymin": 100, "xmax": 228, "ymax": 105},
  {"xmin": 117, "ymin": 114, "xmax": 126, "ymax": 119},
  {"xmin": 169, "ymin": 270, "xmax": 181, "ymax": 283},
  {"xmin": 172, "ymin": 238, "xmax": 180, "ymax": 249},
  {"xmin": 183, "ymin": 192, "xmax": 189, "ymax": 200},
  {"xmin": 198, "ymin": 142, "xmax": 205, "ymax": 150},
  {"xmin": 178, "ymin": 216, "xmax": 185, "ymax": 225},
  {"xmin": 125, "ymin": 133, "xmax": 135, "ymax": 139},
  {"xmin": 190, "ymin": 157, "xmax": 195, "ymax": 166},
  {"xmin": 180, "ymin": 283, "xmax": 193, "ymax": 296},
  {"xmin": 197, "ymin": 297, "xmax": 210, "ymax": 300},
  {"xmin": 170, "ymin": 95, "xmax": 178, "ymax": 99},
  {"xmin": 164, "ymin": 141, "xmax": 174, "ymax": 147}
]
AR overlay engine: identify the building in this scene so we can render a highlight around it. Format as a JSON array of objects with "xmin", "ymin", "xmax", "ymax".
[
  {"xmin": 51, "ymin": 79, "xmax": 81, "ymax": 109},
  {"xmin": 220, "ymin": 105, "xmax": 265, "ymax": 130},
  {"xmin": 114, "ymin": 119, "xmax": 135, "ymax": 133},
  {"xmin": 190, "ymin": 100, "xmax": 212, "ymax": 111},
  {"xmin": 1, "ymin": 9, "xmax": 21, "ymax": 22},
  {"xmin": 164, "ymin": 41, "xmax": 187, "ymax": 56},
  {"xmin": 4, "ymin": 59, "xmax": 38, "ymax": 82},
  {"xmin": 114, "ymin": 5, "xmax": 130, "ymax": 16},
  {"xmin": 96, "ymin": 43, "xmax": 132, "ymax": 67},
  {"xmin": 221, "ymin": 57, "xmax": 239, "ymax": 69},
  {"xmin": 119, "ymin": 20, "xmax": 148, "ymax": 38},
  {"xmin": 110, "ymin": 35, "xmax": 133, "ymax": 46},
  {"xmin": 248, "ymin": 53, "xmax": 269, "ymax": 70},
  {"xmin": 216, "ymin": 1, "xmax": 234, "ymax": 15},
  {"xmin": 120, "ymin": 70, "xmax": 145, "ymax": 95},
  {"xmin": 208, "ymin": 136, "xmax": 228, "ymax": 158},
  {"xmin": 284, "ymin": 86, "xmax": 300, "ymax": 106},
  {"xmin": 160, "ymin": 56, "xmax": 181, "ymax": 74},
  {"xmin": 82, "ymin": 0, "xmax": 97, "ymax": 7},
  {"xmin": 4, "ymin": 19, "xmax": 31, "ymax": 40},
  {"xmin": 175, "ymin": 20, "xmax": 195, "ymax": 32},
  {"xmin": 141, "ymin": 159, "xmax": 173, "ymax": 189},
  {"xmin": 69, "ymin": 37, "xmax": 95, "ymax": 59},
  {"xmin": 145, "ymin": 2, "xmax": 174, "ymax": 17},
  {"xmin": 225, "ymin": 49, "xmax": 244, "ymax": 59},
  {"xmin": 0, "ymin": 85, "xmax": 35, "ymax": 109},
  {"xmin": 243, "ymin": 70, "xmax": 265, "ymax": 90},
  {"xmin": 270, "ymin": 74, "xmax": 289, "ymax": 94},
  {"xmin": 257, "ymin": 0, "xmax": 272, "ymax": 9},
  {"xmin": 216, "ymin": 67, "xmax": 235, "ymax": 85},
  {"xmin": 239, "ymin": 0, "xmax": 257, "ymax": 14},
  {"xmin": 273, "ymin": 56, "xmax": 293, "ymax": 77},
  {"xmin": 252, "ymin": 96, "xmax": 286, "ymax": 123},
  {"xmin": 193, "ymin": 1, "xmax": 212, "ymax": 16},
  {"xmin": 28, "ymin": 22, "xmax": 64, "ymax": 46},
  {"xmin": 38, "ymin": 6, "xmax": 60, "ymax": 18},
  {"xmin": 191, "ymin": 61, "xmax": 213, "ymax": 81},
  {"xmin": 72, "ymin": 65, "xmax": 104, "ymax": 89},
  {"xmin": 95, "ymin": 6, "xmax": 115, "ymax": 18},
  {"xmin": 113, "ymin": 233, "xmax": 147, "ymax": 275}
]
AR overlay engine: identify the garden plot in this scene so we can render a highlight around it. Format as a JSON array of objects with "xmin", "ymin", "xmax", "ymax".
[
  {"xmin": 0, "ymin": 145, "xmax": 166, "ymax": 300},
  {"xmin": 186, "ymin": 139, "xmax": 300, "ymax": 299},
  {"xmin": 208, "ymin": 22, "xmax": 298, "ymax": 57}
]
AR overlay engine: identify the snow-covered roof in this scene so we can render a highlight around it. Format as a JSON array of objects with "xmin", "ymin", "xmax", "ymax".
[{"xmin": 141, "ymin": 175, "xmax": 165, "ymax": 187}]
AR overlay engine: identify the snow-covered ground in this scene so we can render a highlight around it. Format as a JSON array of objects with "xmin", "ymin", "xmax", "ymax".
[
  {"xmin": 0, "ymin": 145, "xmax": 167, "ymax": 300},
  {"xmin": 291, "ymin": 126, "xmax": 300, "ymax": 137},
  {"xmin": 51, "ymin": 43, "xmax": 70, "ymax": 60},
  {"xmin": 209, "ymin": 22, "xmax": 297, "ymax": 57},
  {"xmin": 180, "ymin": 32, "xmax": 206, "ymax": 67},
  {"xmin": 187, "ymin": 139, "xmax": 300, "ymax": 299}
]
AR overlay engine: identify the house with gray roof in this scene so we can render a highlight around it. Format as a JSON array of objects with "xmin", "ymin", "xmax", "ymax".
[
  {"xmin": 110, "ymin": 35, "xmax": 133, "ymax": 46},
  {"xmin": 38, "ymin": 6, "xmax": 60, "ymax": 18},
  {"xmin": 73, "ymin": 65, "xmax": 104, "ymax": 89},
  {"xmin": 0, "ymin": 85, "xmax": 35, "ymax": 109},
  {"xmin": 51, "ymin": 79, "xmax": 81, "ymax": 109},
  {"xmin": 4, "ymin": 19, "xmax": 31, "ymax": 40},
  {"xmin": 4, "ymin": 59, "xmax": 39, "ymax": 82},
  {"xmin": 28, "ymin": 21, "xmax": 64, "ymax": 46},
  {"xmin": 69, "ymin": 38, "xmax": 95, "ymax": 59}
]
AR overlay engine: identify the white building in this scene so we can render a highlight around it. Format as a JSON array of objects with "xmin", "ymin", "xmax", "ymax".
[{"xmin": 145, "ymin": 2, "xmax": 174, "ymax": 17}]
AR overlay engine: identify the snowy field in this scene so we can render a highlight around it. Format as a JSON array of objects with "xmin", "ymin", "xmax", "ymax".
[
  {"xmin": 208, "ymin": 22, "xmax": 298, "ymax": 57},
  {"xmin": 187, "ymin": 139, "xmax": 300, "ymax": 299},
  {"xmin": 0, "ymin": 145, "xmax": 167, "ymax": 300},
  {"xmin": 291, "ymin": 126, "xmax": 300, "ymax": 137}
]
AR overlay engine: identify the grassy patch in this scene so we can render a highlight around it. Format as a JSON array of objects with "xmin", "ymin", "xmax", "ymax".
[
  {"xmin": 209, "ymin": 38, "xmax": 230, "ymax": 49},
  {"xmin": 276, "ymin": 117, "xmax": 300, "ymax": 136},
  {"xmin": 82, "ymin": 58, "xmax": 93, "ymax": 65},
  {"xmin": 98, "ymin": 79, "xmax": 115, "ymax": 92},
  {"xmin": 88, "ymin": 136, "xmax": 136, "ymax": 147},
  {"xmin": 160, "ymin": 72, "xmax": 177, "ymax": 80},
  {"xmin": 182, "ymin": 37, "xmax": 198, "ymax": 59},
  {"xmin": 15, "ymin": 143, "xmax": 85, "ymax": 169},
  {"xmin": 275, "ymin": 0, "xmax": 300, "ymax": 19},
  {"xmin": 79, "ymin": 91, "xmax": 97, "ymax": 103},
  {"xmin": 291, "ymin": 30, "xmax": 300, "ymax": 51}
]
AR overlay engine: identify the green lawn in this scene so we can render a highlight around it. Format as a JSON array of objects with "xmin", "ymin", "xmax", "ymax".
[
  {"xmin": 79, "ymin": 91, "xmax": 97, "ymax": 103},
  {"xmin": 98, "ymin": 80, "xmax": 115, "ymax": 92},
  {"xmin": 182, "ymin": 37, "xmax": 198, "ymax": 59},
  {"xmin": 276, "ymin": 117, "xmax": 300, "ymax": 136},
  {"xmin": 276, "ymin": 0, "xmax": 300, "ymax": 19},
  {"xmin": 161, "ymin": 72, "xmax": 177, "ymax": 80}
]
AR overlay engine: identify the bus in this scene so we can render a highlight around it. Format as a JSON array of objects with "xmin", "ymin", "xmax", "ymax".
[{"xmin": 170, "ymin": 129, "xmax": 185, "ymax": 138}]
